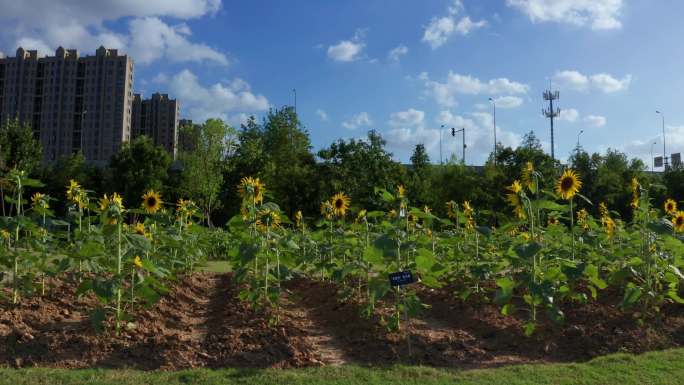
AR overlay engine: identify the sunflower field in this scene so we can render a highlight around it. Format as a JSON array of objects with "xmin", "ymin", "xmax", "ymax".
[{"xmin": 1, "ymin": 162, "xmax": 684, "ymax": 338}]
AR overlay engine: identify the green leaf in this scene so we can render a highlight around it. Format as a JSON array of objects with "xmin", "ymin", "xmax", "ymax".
[
  {"xmin": 620, "ymin": 286, "xmax": 642, "ymax": 308},
  {"xmin": 515, "ymin": 242, "xmax": 542, "ymax": 259},
  {"xmin": 494, "ymin": 277, "xmax": 515, "ymax": 305}
]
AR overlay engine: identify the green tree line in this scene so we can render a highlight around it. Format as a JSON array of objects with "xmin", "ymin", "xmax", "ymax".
[{"xmin": 1, "ymin": 108, "xmax": 681, "ymax": 225}]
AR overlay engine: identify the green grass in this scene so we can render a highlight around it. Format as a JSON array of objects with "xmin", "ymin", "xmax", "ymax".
[
  {"xmin": 199, "ymin": 260, "xmax": 232, "ymax": 273},
  {"xmin": 2, "ymin": 348, "xmax": 683, "ymax": 385}
]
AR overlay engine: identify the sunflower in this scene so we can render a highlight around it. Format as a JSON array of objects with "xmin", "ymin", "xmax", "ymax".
[
  {"xmin": 0, "ymin": 229, "xmax": 9, "ymax": 241},
  {"xmin": 506, "ymin": 180, "xmax": 526, "ymax": 220},
  {"xmin": 66, "ymin": 179, "xmax": 81, "ymax": 202},
  {"xmin": 445, "ymin": 201, "xmax": 458, "ymax": 219},
  {"xmin": 601, "ymin": 216, "xmax": 616, "ymax": 237},
  {"xmin": 522, "ymin": 162, "xmax": 537, "ymax": 193},
  {"xmin": 237, "ymin": 176, "xmax": 266, "ymax": 205},
  {"xmin": 548, "ymin": 216, "xmax": 559, "ymax": 226},
  {"xmin": 99, "ymin": 192, "xmax": 124, "ymax": 213},
  {"xmin": 599, "ymin": 202, "xmax": 609, "ymax": 218},
  {"xmin": 355, "ymin": 209, "xmax": 367, "ymax": 223},
  {"xmin": 463, "ymin": 201, "xmax": 475, "ymax": 230},
  {"xmin": 330, "ymin": 192, "xmax": 350, "ymax": 217},
  {"xmin": 320, "ymin": 200, "xmax": 334, "ymax": 220},
  {"xmin": 141, "ymin": 190, "xmax": 162, "ymax": 214},
  {"xmin": 295, "ymin": 210, "xmax": 303, "ymax": 228},
  {"xmin": 664, "ymin": 199, "xmax": 677, "ymax": 215},
  {"xmin": 577, "ymin": 208, "xmax": 589, "ymax": 230},
  {"xmin": 133, "ymin": 255, "xmax": 143, "ymax": 269},
  {"xmin": 397, "ymin": 185, "xmax": 406, "ymax": 198},
  {"xmin": 31, "ymin": 192, "xmax": 49, "ymax": 209},
  {"xmin": 133, "ymin": 222, "xmax": 151, "ymax": 239},
  {"xmin": 388, "ymin": 209, "xmax": 397, "ymax": 219},
  {"xmin": 423, "ymin": 205, "xmax": 432, "ymax": 215},
  {"xmin": 555, "ymin": 169, "xmax": 582, "ymax": 200},
  {"xmin": 256, "ymin": 208, "xmax": 281, "ymax": 231},
  {"xmin": 674, "ymin": 211, "xmax": 684, "ymax": 233},
  {"xmin": 631, "ymin": 177, "xmax": 639, "ymax": 195},
  {"xmin": 177, "ymin": 199, "xmax": 197, "ymax": 219}
]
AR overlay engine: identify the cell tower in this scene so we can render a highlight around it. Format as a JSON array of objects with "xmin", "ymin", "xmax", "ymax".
[{"xmin": 542, "ymin": 90, "xmax": 560, "ymax": 162}]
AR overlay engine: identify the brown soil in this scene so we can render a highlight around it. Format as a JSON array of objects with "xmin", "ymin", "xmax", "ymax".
[{"xmin": 1, "ymin": 274, "xmax": 683, "ymax": 370}]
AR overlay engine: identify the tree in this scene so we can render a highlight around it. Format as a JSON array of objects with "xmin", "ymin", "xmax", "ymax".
[
  {"xmin": 0, "ymin": 119, "xmax": 42, "ymax": 173},
  {"xmin": 37, "ymin": 152, "xmax": 103, "ymax": 215},
  {"xmin": 179, "ymin": 119, "xmax": 235, "ymax": 226},
  {"xmin": 408, "ymin": 143, "xmax": 431, "ymax": 206},
  {"xmin": 107, "ymin": 135, "xmax": 172, "ymax": 208},
  {"xmin": 318, "ymin": 130, "xmax": 406, "ymax": 211}
]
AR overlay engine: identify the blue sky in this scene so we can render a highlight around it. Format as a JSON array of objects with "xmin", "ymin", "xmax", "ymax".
[{"xmin": 1, "ymin": 0, "xmax": 683, "ymax": 166}]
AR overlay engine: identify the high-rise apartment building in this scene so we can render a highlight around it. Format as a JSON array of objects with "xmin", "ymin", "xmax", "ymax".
[
  {"xmin": 131, "ymin": 93, "xmax": 179, "ymax": 158},
  {"xmin": 0, "ymin": 46, "xmax": 134, "ymax": 164}
]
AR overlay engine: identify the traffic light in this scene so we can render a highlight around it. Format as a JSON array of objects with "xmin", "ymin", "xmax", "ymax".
[{"xmin": 451, "ymin": 127, "xmax": 455, "ymax": 136}]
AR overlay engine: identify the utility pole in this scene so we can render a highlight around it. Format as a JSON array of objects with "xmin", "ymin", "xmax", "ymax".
[
  {"xmin": 452, "ymin": 127, "xmax": 465, "ymax": 164},
  {"xmin": 650, "ymin": 141, "xmax": 657, "ymax": 172},
  {"xmin": 488, "ymin": 98, "xmax": 497, "ymax": 165},
  {"xmin": 543, "ymin": 90, "xmax": 560, "ymax": 162},
  {"xmin": 656, "ymin": 110, "xmax": 668, "ymax": 168}
]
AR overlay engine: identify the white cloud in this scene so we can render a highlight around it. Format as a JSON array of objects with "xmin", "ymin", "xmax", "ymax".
[
  {"xmin": 168, "ymin": 69, "xmax": 269, "ymax": 122},
  {"xmin": 590, "ymin": 73, "xmax": 631, "ymax": 93},
  {"xmin": 584, "ymin": 114, "xmax": 606, "ymax": 127},
  {"xmin": 506, "ymin": 0, "xmax": 623, "ymax": 30},
  {"xmin": 0, "ymin": 0, "xmax": 225, "ymax": 65},
  {"xmin": 554, "ymin": 70, "xmax": 631, "ymax": 93},
  {"xmin": 421, "ymin": 71, "xmax": 529, "ymax": 107},
  {"xmin": 558, "ymin": 108, "xmax": 579, "ymax": 122},
  {"xmin": 422, "ymin": 1, "xmax": 486, "ymax": 49},
  {"xmin": 455, "ymin": 16, "xmax": 487, "ymax": 35},
  {"xmin": 151, "ymin": 72, "xmax": 169, "ymax": 84},
  {"xmin": 389, "ymin": 108, "xmax": 425, "ymax": 128},
  {"xmin": 388, "ymin": 45, "xmax": 408, "ymax": 62},
  {"xmin": 316, "ymin": 109, "xmax": 329, "ymax": 122},
  {"xmin": 492, "ymin": 96, "xmax": 523, "ymax": 109},
  {"xmin": 554, "ymin": 70, "xmax": 589, "ymax": 91},
  {"xmin": 327, "ymin": 29, "xmax": 366, "ymax": 62},
  {"xmin": 342, "ymin": 112, "xmax": 373, "ymax": 130},
  {"xmin": 128, "ymin": 17, "xmax": 227, "ymax": 65}
]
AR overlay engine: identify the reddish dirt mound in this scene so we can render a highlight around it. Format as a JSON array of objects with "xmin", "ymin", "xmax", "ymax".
[
  {"xmin": 282, "ymin": 279, "xmax": 684, "ymax": 368},
  {"xmin": 0, "ymin": 273, "xmax": 316, "ymax": 370},
  {"xmin": 1, "ymin": 274, "xmax": 682, "ymax": 370}
]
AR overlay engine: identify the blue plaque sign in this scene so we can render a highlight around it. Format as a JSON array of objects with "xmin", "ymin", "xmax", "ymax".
[{"xmin": 389, "ymin": 271, "xmax": 414, "ymax": 287}]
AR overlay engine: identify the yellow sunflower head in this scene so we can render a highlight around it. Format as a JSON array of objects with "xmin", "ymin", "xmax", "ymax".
[
  {"xmin": 397, "ymin": 184, "xmax": 406, "ymax": 198},
  {"xmin": 320, "ymin": 200, "xmax": 334, "ymax": 220},
  {"xmin": 556, "ymin": 169, "xmax": 582, "ymax": 200},
  {"xmin": 330, "ymin": 192, "xmax": 350, "ymax": 218},
  {"xmin": 141, "ymin": 190, "xmax": 162, "ymax": 214},
  {"xmin": 0, "ymin": 229, "xmax": 10, "ymax": 241},
  {"xmin": 256, "ymin": 208, "xmax": 281, "ymax": 231},
  {"xmin": 602, "ymin": 216, "xmax": 616, "ymax": 237},
  {"xmin": 445, "ymin": 201, "xmax": 457, "ymax": 219},
  {"xmin": 423, "ymin": 205, "xmax": 432, "ymax": 215},
  {"xmin": 66, "ymin": 179, "xmax": 81, "ymax": 200},
  {"xmin": 664, "ymin": 199, "xmax": 677, "ymax": 215},
  {"xmin": 631, "ymin": 177, "xmax": 639, "ymax": 194},
  {"xmin": 99, "ymin": 192, "xmax": 124, "ymax": 215},
  {"xmin": 548, "ymin": 216, "xmax": 559, "ymax": 226},
  {"xmin": 31, "ymin": 192, "xmax": 49, "ymax": 209},
  {"xmin": 356, "ymin": 209, "xmax": 367, "ymax": 223},
  {"xmin": 674, "ymin": 211, "xmax": 684, "ymax": 233},
  {"xmin": 238, "ymin": 176, "xmax": 266, "ymax": 206},
  {"xmin": 133, "ymin": 255, "xmax": 143, "ymax": 269},
  {"xmin": 522, "ymin": 162, "xmax": 537, "ymax": 193},
  {"xmin": 295, "ymin": 210, "xmax": 303, "ymax": 227}
]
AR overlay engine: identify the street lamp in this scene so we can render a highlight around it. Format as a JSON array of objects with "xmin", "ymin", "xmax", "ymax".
[
  {"xmin": 576, "ymin": 129, "xmax": 584, "ymax": 150},
  {"xmin": 650, "ymin": 141, "xmax": 657, "ymax": 172},
  {"xmin": 656, "ymin": 110, "xmax": 667, "ymax": 168},
  {"xmin": 439, "ymin": 124, "xmax": 444, "ymax": 165},
  {"xmin": 452, "ymin": 127, "xmax": 466, "ymax": 164},
  {"xmin": 488, "ymin": 97, "xmax": 496, "ymax": 165}
]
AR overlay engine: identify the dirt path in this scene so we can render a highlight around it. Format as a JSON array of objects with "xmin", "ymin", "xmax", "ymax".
[{"xmin": 281, "ymin": 290, "xmax": 347, "ymax": 366}]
